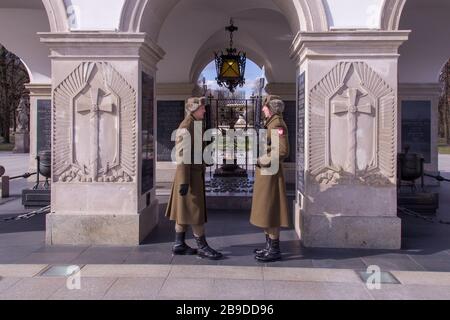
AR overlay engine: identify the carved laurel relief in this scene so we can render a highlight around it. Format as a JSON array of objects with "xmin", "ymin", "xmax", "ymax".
[
  {"xmin": 53, "ymin": 62, "xmax": 137, "ymax": 183},
  {"xmin": 308, "ymin": 62, "xmax": 396, "ymax": 186}
]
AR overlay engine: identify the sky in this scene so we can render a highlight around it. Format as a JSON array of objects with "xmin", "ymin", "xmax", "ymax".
[{"xmin": 199, "ymin": 59, "xmax": 267, "ymax": 98}]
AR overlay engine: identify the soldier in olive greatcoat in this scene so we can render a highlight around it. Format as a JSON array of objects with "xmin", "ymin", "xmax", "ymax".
[
  {"xmin": 166, "ymin": 97, "xmax": 223, "ymax": 260},
  {"xmin": 250, "ymin": 95, "xmax": 290, "ymax": 262}
]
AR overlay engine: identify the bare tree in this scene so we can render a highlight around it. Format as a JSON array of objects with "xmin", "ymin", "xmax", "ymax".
[
  {"xmin": 0, "ymin": 44, "xmax": 30, "ymax": 144},
  {"xmin": 439, "ymin": 60, "xmax": 450, "ymax": 145}
]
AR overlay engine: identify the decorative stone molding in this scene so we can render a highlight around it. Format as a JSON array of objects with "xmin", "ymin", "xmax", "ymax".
[
  {"xmin": 290, "ymin": 31, "xmax": 410, "ymax": 65},
  {"xmin": 380, "ymin": 0, "xmax": 407, "ymax": 31},
  {"xmin": 53, "ymin": 62, "xmax": 137, "ymax": 183},
  {"xmin": 120, "ymin": 0, "xmax": 328, "ymax": 40},
  {"xmin": 398, "ymin": 83, "xmax": 442, "ymax": 97},
  {"xmin": 272, "ymin": 0, "xmax": 328, "ymax": 33},
  {"xmin": 42, "ymin": 0, "xmax": 70, "ymax": 32},
  {"xmin": 39, "ymin": 33, "xmax": 165, "ymax": 69},
  {"xmin": 156, "ymin": 83, "xmax": 196, "ymax": 98},
  {"xmin": 312, "ymin": 168, "xmax": 393, "ymax": 186},
  {"xmin": 120, "ymin": 0, "xmax": 149, "ymax": 33},
  {"xmin": 121, "ymin": 0, "xmax": 180, "ymax": 39},
  {"xmin": 265, "ymin": 83, "xmax": 296, "ymax": 100},
  {"xmin": 25, "ymin": 83, "xmax": 52, "ymax": 97},
  {"xmin": 308, "ymin": 61, "xmax": 396, "ymax": 186}
]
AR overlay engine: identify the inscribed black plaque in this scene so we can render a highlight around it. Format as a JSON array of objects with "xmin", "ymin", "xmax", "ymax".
[
  {"xmin": 141, "ymin": 73, "xmax": 154, "ymax": 194},
  {"xmin": 401, "ymin": 100, "xmax": 431, "ymax": 163},
  {"xmin": 157, "ymin": 101, "xmax": 185, "ymax": 162},
  {"xmin": 297, "ymin": 73, "xmax": 306, "ymax": 194},
  {"xmin": 283, "ymin": 101, "xmax": 296, "ymax": 164},
  {"xmin": 37, "ymin": 99, "xmax": 52, "ymax": 153}
]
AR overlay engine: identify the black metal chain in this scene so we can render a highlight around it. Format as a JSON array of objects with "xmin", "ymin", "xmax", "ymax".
[
  {"xmin": 398, "ymin": 206, "xmax": 450, "ymax": 225},
  {"xmin": 424, "ymin": 173, "xmax": 450, "ymax": 183},
  {"xmin": 0, "ymin": 205, "xmax": 51, "ymax": 224},
  {"xmin": 10, "ymin": 172, "xmax": 36, "ymax": 180}
]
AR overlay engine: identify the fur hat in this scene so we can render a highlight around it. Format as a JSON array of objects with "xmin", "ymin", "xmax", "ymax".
[
  {"xmin": 185, "ymin": 97, "xmax": 206, "ymax": 113},
  {"xmin": 263, "ymin": 95, "xmax": 285, "ymax": 115}
]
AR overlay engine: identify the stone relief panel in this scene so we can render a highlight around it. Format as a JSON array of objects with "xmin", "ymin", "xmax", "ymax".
[
  {"xmin": 53, "ymin": 62, "xmax": 137, "ymax": 183},
  {"xmin": 308, "ymin": 62, "xmax": 396, "ymax": 186}
]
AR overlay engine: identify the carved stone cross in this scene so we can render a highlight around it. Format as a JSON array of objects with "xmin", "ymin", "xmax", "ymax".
[
  {"xmin": 77, "ymin": 86, "xmax": 114, "ymax": 181},
  {"xmin": 332, "ymin": 88, "xmax": 373, "ymax": 175}
]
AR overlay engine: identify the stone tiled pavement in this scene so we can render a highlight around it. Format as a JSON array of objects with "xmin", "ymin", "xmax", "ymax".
[
  {"xmin": 1, "ymin": 152, "xmax": 450, "ymax": 299},
  {"xmin": 1, "ymin": 264, "xmax": 450, "ymax": 300}
]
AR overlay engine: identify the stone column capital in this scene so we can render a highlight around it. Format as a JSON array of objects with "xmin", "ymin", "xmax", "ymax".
[
  {"xmin": 290, "ymin": 30, "xmax": 411, "ymax": 65},
  {"xmin": 39, "ymin": 32, "xmax": 165, "ymax": 69},
  {"xmin": 156, "ymin": 83, "xmax": 197, "ymax": 101},
  {"xmin": 398, "ymin": 83, "xmax": 442, "ymax": 98},
  {"xmin": 264, "ymin": 83, "xmax": 297, "ymax": 101},
  {"xmin": 25, "ymin": 83, "xmax": 52, "ymax": 97}
]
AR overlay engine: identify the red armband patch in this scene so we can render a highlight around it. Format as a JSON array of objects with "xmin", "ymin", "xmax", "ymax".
[{"xmin": 277, "ymin": 127, "xmax": 286, "ymax": 136}]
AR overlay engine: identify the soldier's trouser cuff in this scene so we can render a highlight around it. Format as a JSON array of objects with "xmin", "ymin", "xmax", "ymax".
[
  {"xmin": 264, "ymin": 228, "xmax": 280, "ymax": 239},
  {"xmin": 192, "ymin": 225, "xmax": 205, "ymax": 237},
  {"xmin": 175, "ymin": 224, "xmax": 188, "ymax": 233}
]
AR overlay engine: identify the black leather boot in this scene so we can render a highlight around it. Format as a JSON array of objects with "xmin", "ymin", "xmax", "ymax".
[
  {"xmin": 254, "ymin": 234, "xmax": 271, "ymax": 256},
  {"xmin": 255, "ymin": 238, "xmax": 282, "ymax": 262},
  {"xmin": 172, "ymin": 232, "xmax": 197, "ymax": 255},
  {"xmin": 194, "ymin": 235, "xmax": 223, "ymax": 260}
]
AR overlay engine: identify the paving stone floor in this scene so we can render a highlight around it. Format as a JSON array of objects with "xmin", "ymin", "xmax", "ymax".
[{"xmin": 1, "ymin": 152, "xmax": 450, "ymax": 300}]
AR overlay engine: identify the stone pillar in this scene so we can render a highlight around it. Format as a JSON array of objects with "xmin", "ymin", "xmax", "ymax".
[
  {"xmin": 291, "ymin": 31, "xmax": 409, "ymax": 250},
  {"xmin": 398, "ymin": 83, "xmax": 441, "ymax": 186},
  {"xmin": 26, "ymin": 83, "xmax": 52, "ymax": 175},
  {"xmin": 40, "ymin": 33, "xmax": 164, "ymax": 246}
]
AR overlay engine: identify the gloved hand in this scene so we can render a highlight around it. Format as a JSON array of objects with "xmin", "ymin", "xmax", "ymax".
[{"xmin": 179, "ymin": 184, "xmax": 189, "ymax": 196}]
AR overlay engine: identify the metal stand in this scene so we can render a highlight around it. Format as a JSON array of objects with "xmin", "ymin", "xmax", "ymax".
[
  {"xmin": 22, "ymin": 154, "xmax": 51, "ymax": 209},
  {"xmin": 397, "ymin": 151, "xmax": 439, "ymax": 214}
]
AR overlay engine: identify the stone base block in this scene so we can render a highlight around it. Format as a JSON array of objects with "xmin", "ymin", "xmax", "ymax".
[
  {"xmin": 46, "ymin": 199, "xmax": 159, "ymax": 246},
  {"xmin": 1, "ymin": 176, "xmax": 9, "ymax": 198},
  {"xmin": 22, "ymin": 189, "xmax": 51, "ymax": 208},
  {"xmin": 13, "ymin": 133, "xmax": 30, "ymax": 153},
  {"xmin": 295, "ymin": 204, "xmax": 401, "ymax": 250}
]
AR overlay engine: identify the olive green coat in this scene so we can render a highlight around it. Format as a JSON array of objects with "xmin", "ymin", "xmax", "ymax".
[
  {"xmin": 165, "ymin": 114, "xmax": 207, "ymax": 226},
  {"xmin": 250, "ymin": 114, "xmax": 290, "ymax": 229}
]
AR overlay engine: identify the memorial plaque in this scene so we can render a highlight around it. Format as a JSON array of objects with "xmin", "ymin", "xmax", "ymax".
[
  {"xmin": 157, "ymin": 101, "xmax": 185, "ymax": 162},
  {"xmin": 401, "ymin": 100, "xmax": 431, "ymax": 163},
  {"xmin": 297, "ymin": 73, "xmax": 306, "ymax": 194},
  {"xmin": 141, "ymin": 72, "xmax": 154, "ymax": 194},
  {"xmin": 283, "ymin": 101, "xmax": 296, "ymax": 163},
  {"xmin": 37, "ymin": 99, "xmax": 52, "ymax": 153}
]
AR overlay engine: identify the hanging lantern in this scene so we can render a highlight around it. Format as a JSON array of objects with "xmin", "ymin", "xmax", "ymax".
[{"xmin": 215, "ymin": 19, "xmax": 247, "ymax": 93}]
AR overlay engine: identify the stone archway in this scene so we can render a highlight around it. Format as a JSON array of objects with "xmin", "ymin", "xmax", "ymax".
[
  {"xmin": 41, "ymin": 0, "xmax": 70, "ymax": 32},
  {"xmin": 120, "ymin": 0, "xmax": 329, "ymax": 39},
  {"xmin": 380, "ymin": 0, "xmax": 407, "ymax": 30},
  {"xmin": 38, "ymin": 0, "xmax": 415, "ymax": 249},
  {"xmin": 189, "ymin": 37, "xmax": 276, "ymax": 85}
]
